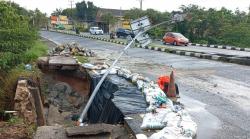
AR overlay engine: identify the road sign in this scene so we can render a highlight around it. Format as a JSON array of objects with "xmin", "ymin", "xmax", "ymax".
[
  {"xmin": 136, "ymin": 34, "xmax": 152, "ymax": 48},
  {"xmin": 130, "ymin": 16, "xmax": 151, "ymax": 35},
  {"xmin": 130, "ymin": 16, "xmax": 152, "ymax": 47}
]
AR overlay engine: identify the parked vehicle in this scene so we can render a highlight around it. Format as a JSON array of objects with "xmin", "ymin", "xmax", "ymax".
[
  {"xmin": 89, "ymin": 27, "xmax": 104, "ymax": 35},
  {"xmin": 116, "ymin": 28, "xmax": 135, "ymax": 38},
  {"xmin": 162, "ymin": 32, "xmax": 189, "ymax": 46},
  {"xmin": 55, "ymin": 24, "xmax": 65, "ymax": 30}
]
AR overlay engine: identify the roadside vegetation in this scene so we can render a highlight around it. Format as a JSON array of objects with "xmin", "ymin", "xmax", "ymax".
[
  {"xmin": 124, "ymin": 6, "xmax": 250, "ymax": 48},
  {"xmin": 0, "ymin": 1, "xmax": 48, "ymax": 116}
]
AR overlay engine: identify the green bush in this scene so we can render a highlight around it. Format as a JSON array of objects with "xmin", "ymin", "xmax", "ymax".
[
  {"xmin": 0, "ymin": 40, "xmax": 48, "ymax": 111},
  {"xmin": 0, "ymin": 2, "xmax": 37, "ymax": 72},
  {"xmin": 148, "ymin": 27, "xmax": 165, "ymax": 39}
]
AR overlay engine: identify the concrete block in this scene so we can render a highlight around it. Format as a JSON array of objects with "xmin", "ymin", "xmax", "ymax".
[
  {"xmin": 161, "ymin": 48, "xmax": 166, "ymax": 52},
  {"xmin": 201, "ymin": 54, "xmax": 212, "ymax": 59},
  {"xmin": 194, "ymin": 53, "xmax": 202, "ymax": 57},
  {"xmin": 185, "ymin": 52, "xmax": 192, "ymax": 56},
  {"xmin": 176, "ymin": 51, "xmax": 181, "ymax": 54},
  {"xmin": 245, "ymin": 48, "xmax": 250, "ymax": 52},
  {"xmin": 236, "ymin": 47, "xmax": 241, "ymax": 51},
  {"xmin": 211, "ymin": 55, "xmax": 221, "ymax": 60},
  {"xmin": 218, "ymin": 46, "xmax": 223, "ymax": 49}
]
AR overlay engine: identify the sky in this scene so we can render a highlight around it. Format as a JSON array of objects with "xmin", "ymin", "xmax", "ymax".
[{"xmin": 11, "ymin": 0, "xmax": 250, "ymax": 15}]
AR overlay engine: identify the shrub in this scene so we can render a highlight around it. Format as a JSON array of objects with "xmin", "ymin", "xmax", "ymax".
[{"xmin": 0, "ymin": 1, "xmax": 37, "ymax": 72}]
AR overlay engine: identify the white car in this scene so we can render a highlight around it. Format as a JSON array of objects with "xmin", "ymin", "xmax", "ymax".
[{"xmin": 89, "ymin": 27, "xmax": 104, "ymax": 35}]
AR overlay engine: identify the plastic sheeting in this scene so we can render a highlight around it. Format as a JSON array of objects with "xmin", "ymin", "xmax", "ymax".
[{"xmin": 87, "ymin": 74, "xmax": 147, "ymax": 124}]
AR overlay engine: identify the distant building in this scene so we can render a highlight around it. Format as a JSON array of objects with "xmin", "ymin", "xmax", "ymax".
[
  {"xmin": 50, "ymin": 15, "xmax": 69, "ymax": 26},
  {"xmin": 95, "ymin": 8, "xmax": 130, "ymax": 33},
  {"xmin": 58, "ymin": 15, "xmax": 69, "ymax": 25}
]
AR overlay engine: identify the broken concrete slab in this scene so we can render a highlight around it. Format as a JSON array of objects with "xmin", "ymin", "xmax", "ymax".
[
  {"xmin": 34, "ymin": 125, "xmax": 129, "ymax": 139},
  {"xmin": 66, "ymin": 124, "xmax": 116, "ymax": 136},
  {"xmin": 48, "ymin": 56, "xmax": 79, "ymax": 70},
  {"xmin": 49, "ymin": 56, "xmax": 77, "ymax": 65}
]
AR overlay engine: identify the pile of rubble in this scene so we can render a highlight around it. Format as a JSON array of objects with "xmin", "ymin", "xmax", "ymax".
[{"xmin": 50, "ymin": 42, "xmax": 95, "ymax": 57}]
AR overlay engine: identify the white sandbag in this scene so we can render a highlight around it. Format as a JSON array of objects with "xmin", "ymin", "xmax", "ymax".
[
  {"xmin": 136, "ymin": 80, "xmax": 145, "ymax": 90},
  {"xmin": 161, "ymin": 110, "xmax": 197, "ymax": 138},
  {"xmin": 131, "ymin": 73, "xmax": 140, "ymax": 83},
  {"xmin": 117, "ymin": 68, "xmax": 132, "ymax": 79},
  {"xmin": 82, "ymin": 63, "xmax": 95, "ymax": 69},
  {"xmin": 140, "ymin": 112, "xmax": 167, "ymax": 130},
  {"xmin": 149, "ymin": 126, "xmax": 192, "ymax": 139}
]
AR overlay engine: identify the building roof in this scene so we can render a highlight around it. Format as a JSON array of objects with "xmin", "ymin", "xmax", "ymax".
[
  {"xmin": 99, "ymin": 8, "xmax": 128, "ymax": 17},
  {"xmin": 96, "ymin": 8, "xmax": 128, "ymax": 22}
]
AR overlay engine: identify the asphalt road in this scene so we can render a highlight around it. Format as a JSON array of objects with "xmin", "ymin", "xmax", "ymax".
[
  {"xmin": 41, "ymin": 31, "xmax": 250, "ymax": 139},
  {"xmin": 79, "ymin": 31, "xmax": 250, "ymax": 57}
]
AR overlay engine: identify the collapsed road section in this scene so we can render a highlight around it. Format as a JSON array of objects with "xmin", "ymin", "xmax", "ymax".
[{"xmin": 14, "ymin": 42, "xmax": 197, "ymax": 139}]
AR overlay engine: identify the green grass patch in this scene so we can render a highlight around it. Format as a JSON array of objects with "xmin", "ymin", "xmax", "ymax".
[
  {"xmin": 75, "ymin": 56, "xmax": 89, "ymax": 63},
  {"xmin": 22, "ymin": 40, "xmax": 48, "ymax": 63}
]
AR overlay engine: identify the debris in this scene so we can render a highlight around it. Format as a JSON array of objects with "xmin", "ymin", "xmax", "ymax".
[
  {"xmin": 51, "ymin": 42, "xmax": 95, "ymax": 57},
  {"xmin": 25, "ymin": 64, "xmax": 32, "ymax": 70}
]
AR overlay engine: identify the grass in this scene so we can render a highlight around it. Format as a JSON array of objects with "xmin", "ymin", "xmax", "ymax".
[
  {"xmin": 75, "ymin": 56, "xmax": 89, "ymax": 63},
  {"xmin": 23, "ymin": 40, "xmax": 48, "ymax": 63},
  {"xmin": 0, "ymin": 39, "xmax": 48, "ymax": 111},
  {"xmin": 7, "ymin": 116, "xmax": 23, "ymax": 125}
]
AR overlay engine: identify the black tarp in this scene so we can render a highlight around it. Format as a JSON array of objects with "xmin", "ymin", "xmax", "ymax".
[{"xmin": 87, "ymin": 74, "xmax": 147, "ymax": 124}]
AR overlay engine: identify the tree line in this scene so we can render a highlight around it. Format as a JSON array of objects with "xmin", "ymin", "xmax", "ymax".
[
  {"xmin": 124, "ymin": 5, "xmax": 250, "ymax": 47},
  {"xmin": 57, "ymin": 1, "xmax": 250, "ymax": 47},
  {"xmin": 52, "ymin": 1, "xmax": 98, "ymax": 22}
]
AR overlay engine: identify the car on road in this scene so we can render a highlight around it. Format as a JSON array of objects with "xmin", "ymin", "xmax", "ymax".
[
  {"xmin": 89, "ymin": 27, "xmax": 104, "ymax": 35},
  {"xmin": 116, "ymin": 28, "xmax": 135, "ymax": 38},
  {"xmin": 162, "ymin": 32, "xmax": 189, "ymax": 46}
]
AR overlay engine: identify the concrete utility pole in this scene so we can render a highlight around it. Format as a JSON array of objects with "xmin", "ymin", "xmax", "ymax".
[
  {"xmin": 69, "ymin": 0, "xmax": 74, "ymax": 18},
  {"xmin": 137, "ymin": 0, "xmax": 143, "ymax": 10}
]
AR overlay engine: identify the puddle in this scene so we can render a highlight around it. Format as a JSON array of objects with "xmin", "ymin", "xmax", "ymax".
[{"xmin": 181, "ymin": 95, "xmax": 221, "ymax": 139}]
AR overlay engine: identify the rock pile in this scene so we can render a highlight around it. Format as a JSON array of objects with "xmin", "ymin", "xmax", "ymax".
[
  {"xmin": 51, "ymin": 42, "xmax": 95, "ymax": 57},
  {"xmin": 48, "ymin": 82, "xmax": 85, "ymax": 112}
]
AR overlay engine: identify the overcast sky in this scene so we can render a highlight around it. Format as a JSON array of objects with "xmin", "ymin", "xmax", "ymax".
[{"xmin": 12, "ymin": 0, "xmax": 250, "ymax": 15}]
